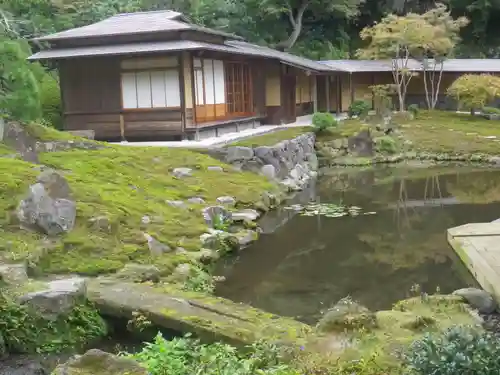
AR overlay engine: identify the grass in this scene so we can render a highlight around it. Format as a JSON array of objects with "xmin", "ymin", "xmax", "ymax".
[
  {"xmin": 330, "ymin": 295, "xmax": 479, "ymax": 373},
  {"xmin": 0, "ymin": 142, "xmax": 278, "ymax": 275},
  {"xmin": 340, "ymin": 110, "xmax": 500, "ymax": 155},
  {"xmin": 228, "ymin": 126, "xmax": 313, "ymax": 147}
]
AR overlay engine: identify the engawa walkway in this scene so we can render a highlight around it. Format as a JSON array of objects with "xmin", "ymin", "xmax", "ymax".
[
  {"xmin": 113, "ymin": 114, "xmax": 347, "ymax": 148},
  {"xmin": 447, "ymin": 222, "xmax": 500, "ymax": 301}
]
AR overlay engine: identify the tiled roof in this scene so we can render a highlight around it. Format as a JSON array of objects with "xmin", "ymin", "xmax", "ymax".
[
  {"xmin": 34, "ymin": 10, "xmax": 242, "ymax": 41},
  {"xmin": 320, "ymin": 59, "xmax": 500, "ymax": 73}
]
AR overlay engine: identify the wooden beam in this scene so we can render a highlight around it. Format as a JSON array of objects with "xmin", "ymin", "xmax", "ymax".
[
  {"xmin": 312, "ymin": 75, "xmax": 318, "ymax": 113},
  {"xmin": 119, "ymin": 114, "xmax": 125, "ymax": 141},
  {"xmin": 178, "ymin": 52, "xmax": 187, "ymax": 137},
  {"xmin": 337, "ymin": 75, "xmax": 342, "ymax": 115},
  {"xmin": 349, "ymin": 72, "xmax": 354, "ymax": 105},
  {"xmin": 325, "ymin": 76, "xmax": 330, "ymax": 113}
]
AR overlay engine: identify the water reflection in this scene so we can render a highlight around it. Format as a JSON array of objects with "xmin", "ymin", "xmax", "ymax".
[{"xmin": 216, "ymin": 166, "xmax": 500, "ymax": 324}]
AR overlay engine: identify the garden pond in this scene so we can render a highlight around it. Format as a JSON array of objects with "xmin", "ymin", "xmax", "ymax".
[{"xmin": 215, "ymin": 163, "xmax": 500, "ymax": 324}]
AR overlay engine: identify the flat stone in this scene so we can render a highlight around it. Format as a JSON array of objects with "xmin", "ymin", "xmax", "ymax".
[
  {"xmin": 235, "ymin": 230, "xmax": 258, "ymax": 247},
  {"xmin": 143, "ymin": 233, "xmax": 171, "ymax": 256},
  {"xmin": 225, "ymin": 146, "xmax": 254, "ymax": 163},
  {"xmin": 261, "ymin": 164, "xmax": 276, "ymax": 180},
  {"xmin": 188, "ymin": 197, "xmax": 206, "ymax": 204},
  {"xmin": 141, "ymin": 215, "xmax": 151, "ymax": 224},
  {"xmin": 216, "ymin": 196, "xmax": 236, "ymax": 206},
  {"xmin": 115, "ymin": 263, "xmax": 161, "ymax": 283},
  {"xmin": 232, "ymin": 209, "xmax": 260, "ymax": 222},
  {"xmin": 86, "ymin": 278, "xmax": 312, "ymax": 346},
  {"xmin": 207, "ymin": 166, "xmax": 224, "ymax": 172},
  {"xmin": 172, "ymin": 167, "xmax": 193, "ymax": 178},
  {"xmin": 202, "ymin": 206, "xmax": 232, "ymax": 227},
  {"xmin": 166, "ymin": 200, "xmax": 187, "ymax": 209},
  {"xmin": 0, "ymin": 263, "xmax": 28, "ymax": 285},
  {"xmin": 52, "ymin": 349, "xmax": 149, "ymax": 375},
  {"xmin": 171, "ymin": 263, "xmax": 192, "ymax": 282},
  {"xmin": 19, "ymin": 277, "xmax": 87, "ymax": 320},
  {"xmin": 453, "ymin": 288, "xmax": 496, "ymax": 313}
]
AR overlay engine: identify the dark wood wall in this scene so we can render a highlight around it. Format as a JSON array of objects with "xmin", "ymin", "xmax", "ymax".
[{"xmin": 60, "ymin": 57, "xmax": 183, "ymax": 141}]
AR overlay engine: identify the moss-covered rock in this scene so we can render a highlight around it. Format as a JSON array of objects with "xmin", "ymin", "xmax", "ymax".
[
  {"xmin": 317, "ymin": 297, "xmax": 377, "ymax": 333},
  {"xmin": 0, "ymin": 290, "xmax": 107, "ymax": 354},
  {"xmin": 87, "ymin": 277, "xmax": 313, "ymax": 347},
  {"xmin": 0, "ymin": 141, "xmax": 279, "ymax": 276},
  {"xmin": 51, "ymin": 349, "xmax": 148, "ymax": 375}
]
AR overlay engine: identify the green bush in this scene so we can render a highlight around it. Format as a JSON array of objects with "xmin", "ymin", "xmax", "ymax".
[
  {"xmin": 126, "ymin": 332, "xmax": 298, "ymax": 375},
  {"xmin": 312, "ymin": 112, "xmax": 337, "ymax": 133},
  {"xmin": 39, "ymin": 72, "xmax": 62, "ymax": 129},
  {"xmin": 348, "ymin": 100, "xmax": 371, "ymax": 119},
  {"xmin": 375, "ymin": 136, "xmax": 398, "ymax": 154},
  {"xmin": 407, "ymin": 104, "xmax": 419, "ymax": 117},
  {"xmin": 482, "ymin": 106, "xmax": 500, "ymax": 115},
  {"xmin": 404, "ymin": 325, "xmax": 500, "ymax": 375}
]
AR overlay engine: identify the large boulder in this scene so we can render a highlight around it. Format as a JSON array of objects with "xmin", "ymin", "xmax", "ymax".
[
  {"xmin": 0, "ymin": 263, "xmax": 28, "ymax": 285},
  {"xmin": 452, "ymin": 288, "xmax": 496, "ymax": 313},
  {"xmin": 225, "ymin": 146, "xmax": 254, "ymax": 163},
  {"xmin": 317, "ymin": 297, "xmax": 377, "ymax": 332},
  {"xmin": 347, "ymin": 129, "xmax": 374, "ymax": 157},
  {"xmin": 17, "ymin": 170, "xmax": 76, "ymax": 235},
  {"xmin": 202, "ymin": 206, "xmax": 232, "ymax": 228},
  {"xmin": 51, "ymin": 349, "xmax": 149, "ymax": 375},
  {"xmin": 115, "ymin": 263, "xmax": 161, "ymax": 283},
  {"xmin": 1, "ymin": 121, "xmax": 39, "ymax": 163},
  {"xmin": 19, "ymin": 277, "xmax": 87, "ymax": 320}
]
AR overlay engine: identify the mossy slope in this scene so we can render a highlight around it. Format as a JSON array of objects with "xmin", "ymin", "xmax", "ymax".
[{"xmin": 0, "ymin": 133, "xmax": 277, "ymax": 275}]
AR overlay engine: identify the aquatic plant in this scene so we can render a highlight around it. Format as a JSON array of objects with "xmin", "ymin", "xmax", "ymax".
[{"xmin": 284, "ymin": 202, "xmax": 376, "ymax": 218}]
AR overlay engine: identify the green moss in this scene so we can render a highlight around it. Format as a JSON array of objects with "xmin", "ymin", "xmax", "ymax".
[
  {"xmin": 0, "ymin": 292, "xmax": 107, "ymax": 354},
  {"xmin": 0, "ymin": 143, "xmax": 15, "ymax": 156},
  {"xmin": 333, "ymin": 294, "xmax": 478, "ymax": 370},
  {"xmin": 24, "ymin": 121, "xmax": 82, "ymax": 141},
  {"xmin": 0, "ymin": 144, "xmax": 278, "ymax": 275},
  {"xmin": 228, "ymin": 127, "xmax": 313, "ymax": 147},
  {"xmin": 343, "ymin": 110, "xmax": 500, "ymax": 155}
]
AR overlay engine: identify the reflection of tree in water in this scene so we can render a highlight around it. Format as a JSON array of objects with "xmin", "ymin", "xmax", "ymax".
[
  {"xmin": 446, "ymin": 170, "xmax": 500, "ymax": 203},
  {"xmin": 359, "ymin": 175, "xmax": 454, "ymax": 269}
]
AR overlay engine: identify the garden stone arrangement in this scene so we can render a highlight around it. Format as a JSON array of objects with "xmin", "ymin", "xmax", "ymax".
[
  {"xmin": 207, "ymin": 132, "xmax": 318, "ymax": 192},
  {"xmin": 3, "ymin": 112, "xmax": 500, "ymax": 375}
]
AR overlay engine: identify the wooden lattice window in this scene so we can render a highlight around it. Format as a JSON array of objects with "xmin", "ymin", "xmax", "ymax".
[{"xmin": 225, "ymin": 62, "xmax": 253, "ymax": 116}]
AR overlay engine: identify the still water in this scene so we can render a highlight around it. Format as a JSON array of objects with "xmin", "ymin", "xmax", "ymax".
[{"xmin": 216, "ymin": 165, "xmax": 500, "ymax": 324}]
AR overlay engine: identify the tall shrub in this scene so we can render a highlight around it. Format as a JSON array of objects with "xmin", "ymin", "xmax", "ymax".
[{"xmin": 447, "ymin": 74, "xmax": 500, "ymax": 114}]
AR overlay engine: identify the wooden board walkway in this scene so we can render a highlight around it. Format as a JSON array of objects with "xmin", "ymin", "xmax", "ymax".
[{"xmin": 447, "ymin": 223, "xmax": 500, "ymax": 301}]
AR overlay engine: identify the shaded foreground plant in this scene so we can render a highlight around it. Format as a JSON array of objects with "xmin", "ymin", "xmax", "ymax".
[
  {"xmin": 404, "ymin": 325, "xmax": 500, "ymax": 375},
  {"xmin": 125, "ymin": 332, "xmax": 299, "ymax": 375}
]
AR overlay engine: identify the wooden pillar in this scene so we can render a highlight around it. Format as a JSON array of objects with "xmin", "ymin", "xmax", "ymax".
[
  {"xmin": 312, "ymin": 75, "xmax": 318, "ymax": 113},
  {"xmin": 189, "ymin": 53, "xmax": 198, "ymax": 140},
  {"xmin": 178, "ymin": 52, "xmax": 187, "ymax": 138},
  {"xmin": 349, "ymin": 72, "xmax": 354, "ymax": 105},
  {"xmin": 325, "ymin": 76, "xmax": 330, "ymax": 113},
  {"xmin": 337, "ymin": 75, "xmax": 342, "ymax": 115},
  {"xmin": 119, "ymin": 114, "xmax": 125, "ymax": 141}
]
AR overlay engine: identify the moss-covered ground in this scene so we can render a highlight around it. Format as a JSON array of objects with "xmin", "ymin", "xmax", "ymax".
[
  {"xmin": 337, "ymin": 110, "xmax": 500, "ymax": 155},
  {"xmin": 0, "ymin": 125, "xmax": 278, "ymax": 276},
  {"xmin": 228, "ymin": 126, "xmax": 312, "ymax": 147}
]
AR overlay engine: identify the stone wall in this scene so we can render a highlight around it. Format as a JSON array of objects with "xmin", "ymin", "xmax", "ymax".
[{"xmin": 208, "ymin": 132, "xmax": 318, "ymax": 191}]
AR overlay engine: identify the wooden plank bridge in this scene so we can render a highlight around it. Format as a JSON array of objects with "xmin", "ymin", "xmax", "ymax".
[{"xmin": 447, "ymin": 222, "xmax": 500, "ymax": 301}]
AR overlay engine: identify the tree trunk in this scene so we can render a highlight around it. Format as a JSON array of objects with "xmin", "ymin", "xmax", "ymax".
[{"xmin": 275, "ymin": 0, "xmax": 310, "ymax": 51}]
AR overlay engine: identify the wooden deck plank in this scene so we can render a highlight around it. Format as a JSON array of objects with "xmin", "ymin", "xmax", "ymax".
[{"xmin": 447, "ymin": 223, "xmax": 500, "ymax": 303}]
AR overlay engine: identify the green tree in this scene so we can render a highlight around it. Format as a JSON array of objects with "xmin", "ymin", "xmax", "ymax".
[
  {"xmin": 0, "ymin": 38, "xmax": 41, "ymax": 121},
  {"xmin": 416, "ymin": 3, "xmax": 468, "ymax": 109},
  {"xmin": 357, "ymin": 13, "xmax": 432, "ymax": 111},
  {"xmin": 446, "ymin": 74, "xmax": 500, "ymax": 114}
]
